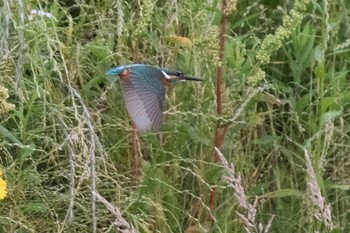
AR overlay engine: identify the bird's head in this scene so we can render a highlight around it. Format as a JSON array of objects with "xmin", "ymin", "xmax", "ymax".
[{"xmin": 106, "ymin": 66, "xmax": 130, "ymax": 81}]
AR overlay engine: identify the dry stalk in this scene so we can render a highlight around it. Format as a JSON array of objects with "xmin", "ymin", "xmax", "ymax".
[
  {"xmin": 304, "ymin": 148, "xmax": 334, "ymax": 230},
  {"xmin": 216, "ymin": 147, "xmax": 274, "ymax": 233},
  {"xmin": 92, "ymin": 191, "xmax": 136, "ymax": 233}
]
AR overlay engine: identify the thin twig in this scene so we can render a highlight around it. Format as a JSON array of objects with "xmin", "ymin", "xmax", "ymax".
[
  {"xmin": 92, "ymin": 191, "xmax": 136, "ymax": 233},
  {"xmin": 68, "ymin": 85, "xmax": 97, "ymax": 233},
  {"xmin": 2, "ymin": 0, "xmax": 10, "ymax": 53},
  {"xmin": 57, "ymin": 117, "xmax": 76, "ymax": 225},
  {"xmin": 16, "ymin": 0, "xmax": 25, "ymax": 86},
  {"xmin": 65, "ymin": 132, "xmax": 75, "ymax": 223},
  {"xmin": 131, "ymin": 122, "xmax": 141, "ymax": 179}
]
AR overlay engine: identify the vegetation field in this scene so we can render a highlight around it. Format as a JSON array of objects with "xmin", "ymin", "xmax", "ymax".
[{"xmin": 0, "ymin": 0, "xmax": 349, "ymax": 232}]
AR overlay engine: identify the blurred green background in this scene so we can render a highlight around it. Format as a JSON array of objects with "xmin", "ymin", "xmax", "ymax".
[{"xmin": 0, "ymin": 0, "xmax": 349, "ymax": 232}]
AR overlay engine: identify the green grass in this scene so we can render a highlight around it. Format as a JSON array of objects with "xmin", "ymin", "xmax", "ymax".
[{"xmin": 1, "ymin": 0, "xmax": 350, "ymax": 232}]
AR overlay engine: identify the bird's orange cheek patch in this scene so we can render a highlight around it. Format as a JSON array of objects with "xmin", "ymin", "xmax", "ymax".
[
  {"xmin": 160, "ymin": 77, "xmax": 170, "ymax": 86},
  {"xmin": 119, "ymin": 69, "xmax": 130, "ymax": 81}
]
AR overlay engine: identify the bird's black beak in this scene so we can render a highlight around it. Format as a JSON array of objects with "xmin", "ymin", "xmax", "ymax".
[{"xmin": 180, "ymin": 75, "xmax": 203, "ymax": 81}]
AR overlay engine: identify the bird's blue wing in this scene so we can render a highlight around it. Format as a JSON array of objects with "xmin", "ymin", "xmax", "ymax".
[{"xmin": 120, "ymin": 65, "xmax": 166, "ymax": 131}]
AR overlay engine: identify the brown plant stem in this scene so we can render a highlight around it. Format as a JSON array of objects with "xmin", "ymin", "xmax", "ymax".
[
  {"xmin": 209, "ymin": 0, "xmax": 228, "ymax": 222},
  {"xmin": 131, "ymin": 1, "xmax": 142, "ymax": 180},
  {"xmin": 130, "ymin": 58, "xmax": 141, "ymax": 181},
  {"xmin": 131, "ymin": 121, "xmax": 141, "ymax": 179}
]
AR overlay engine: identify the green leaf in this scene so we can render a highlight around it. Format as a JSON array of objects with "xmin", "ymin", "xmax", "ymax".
[
  {"xmin": 321, "ymin": 111, "xmax": 342, "ymax": 124},
  {"xmin": 254, "ymin": 135, "xmax": 281, "ymax": 145},
  {"xmin": 22, "ymin": 202, "xmax": 49, "ymax": 212},
  {"xmin": 0, "ymin": 123, "xmax": 22, "ymax": 145},
  {"xmin": 330, "ymin": 229, "xmax": 342, "ymax": 233},
  {"xmin": 313, "ymin": 44, "xmax": 324, "ymax": 63},
  {"xmin": 314, "ymin": 62, "xmax": 325, "ymax": 79},
  {"xmin": 186, "ymin": 125, "xmax": 211, "ymax": 146},
  {"xmin": 255, "ymin": 93, "xmax": 288, "ymax": 105},
  {"xmin": 261, "ymin": 189, "xmax": 301, "ymax": 198}
]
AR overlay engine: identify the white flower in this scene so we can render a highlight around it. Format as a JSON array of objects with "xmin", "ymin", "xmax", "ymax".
[
  {"xmin": 28, "ymin": 9, "xmax": 54, "ymax": 21},
  {"xmin": 37, "ymin": 10, "xmax": 45, "ymax": 16}
]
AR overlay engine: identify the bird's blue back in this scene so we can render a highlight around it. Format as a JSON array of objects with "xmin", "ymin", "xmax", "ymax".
[{"xmin": 128, "ymin": 64, "xmax": 165, "ymax": 94}]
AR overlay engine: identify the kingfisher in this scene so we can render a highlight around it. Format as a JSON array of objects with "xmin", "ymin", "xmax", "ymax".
[{"xmin": 106, "ymin": 64, "xmax": 202, "ymax": 131}]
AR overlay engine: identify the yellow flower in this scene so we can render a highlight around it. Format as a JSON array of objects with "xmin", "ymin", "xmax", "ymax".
[
  {"xmin": 0, "ymin": 178, "xmax": 7, "ymax": 200},
  {"xmin": 0, "ymin": 169, "xmax": 7, "ymax": 200}
]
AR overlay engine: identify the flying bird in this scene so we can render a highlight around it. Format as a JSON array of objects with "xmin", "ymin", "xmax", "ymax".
[{"xmin": 106, "ymin": 64, "xmax": 202, "ymax": 131}]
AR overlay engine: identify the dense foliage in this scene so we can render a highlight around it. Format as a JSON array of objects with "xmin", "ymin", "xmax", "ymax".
[{"xmin": 1, "ymin": 0, "xmax": 349, "ymax": 232}]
